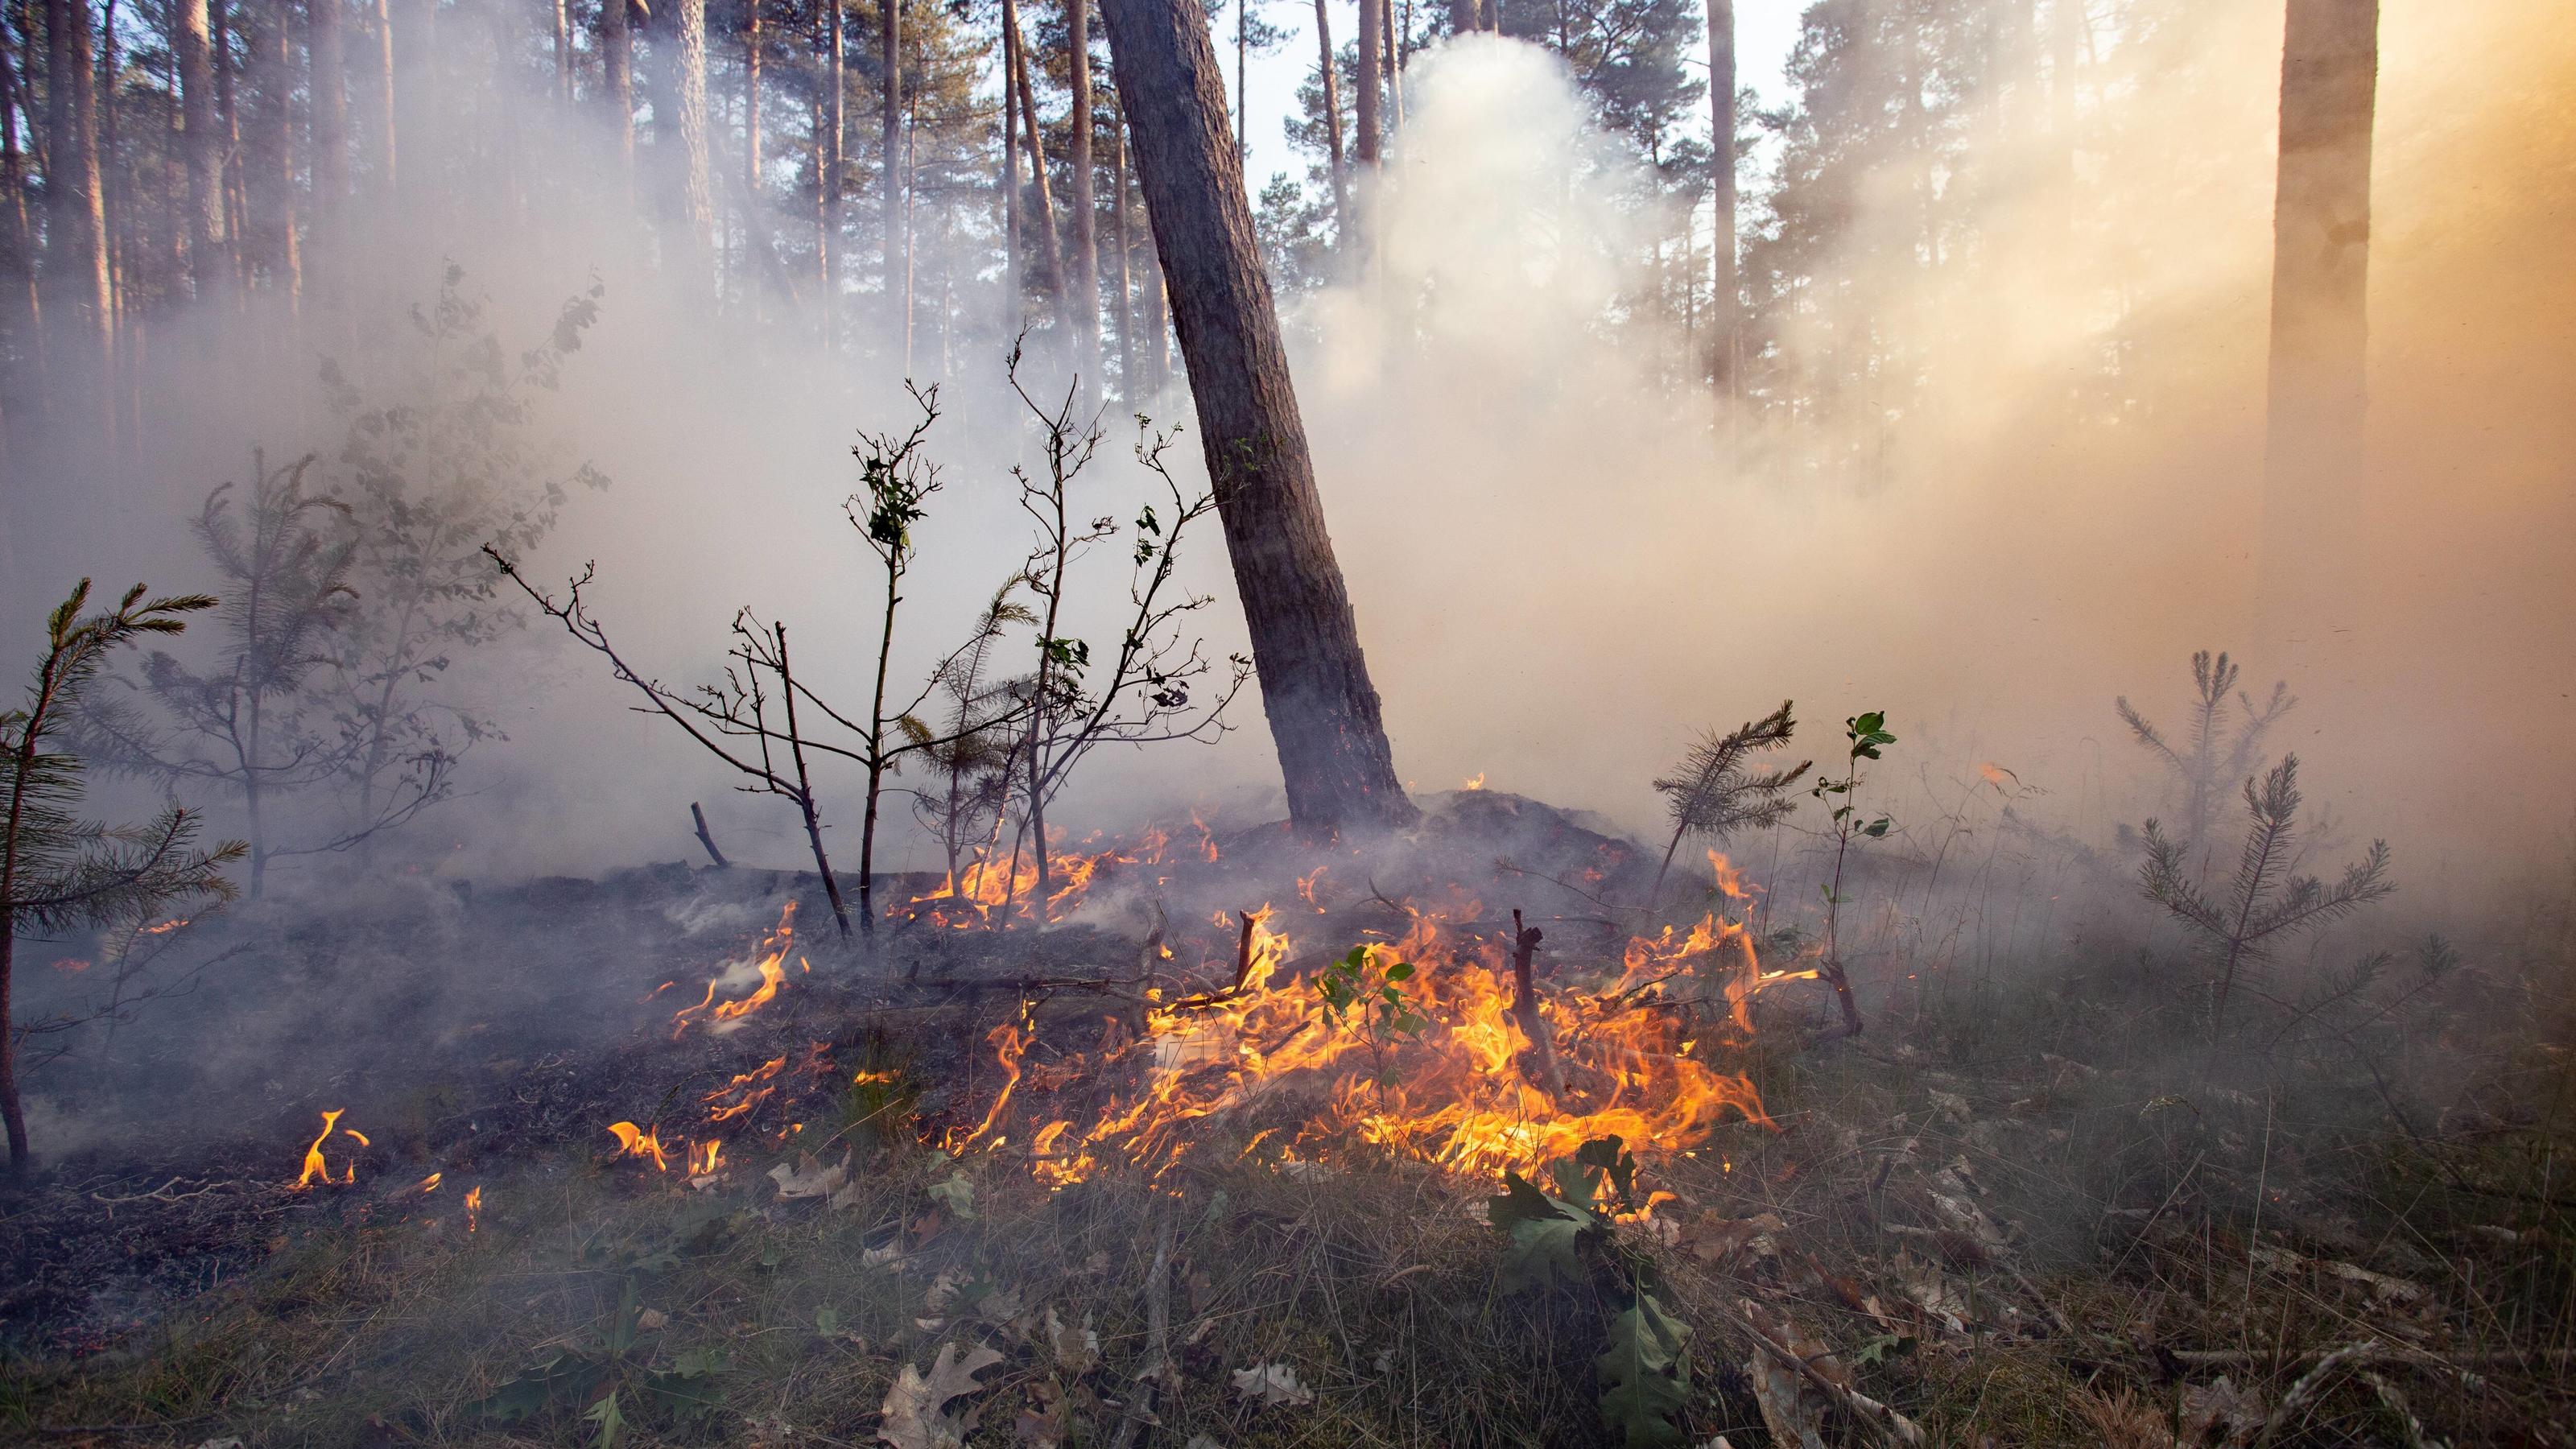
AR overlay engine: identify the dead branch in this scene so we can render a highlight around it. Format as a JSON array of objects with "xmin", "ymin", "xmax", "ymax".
[
  {"xmin": 690, "ymin": 802, "xmax": 729, "ymax": 868},
  {"xmin": 1511, "ymin": 910, "xmax": 1567, "ymax": 1099},
  {"xmin": 1730, "ymin": 1298, "xmax": 1925, "ymax": 1447},
  {"xmin": 1106, "ymin": 1209, "xmax": 1177, "ymax": 1449}
]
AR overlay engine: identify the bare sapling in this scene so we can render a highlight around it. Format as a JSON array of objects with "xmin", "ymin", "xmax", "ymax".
[
  {"xmin": 2, "ymin": 581, "xmax": 246, "ymax": 1169},
  {"xmin": 2140, "ymin": 752, "xmax": 2393, "ymax": 1037},
  {"xmin": 1004, "ymin": 346, "xmax": 1252, "ymax": 901},
  {"xmin": 1647, "ymin": 699, "xmax": 1810, "ymax": 912},
  {"xmin": 908, "ymin": 584, "xmax": 1037, "ymax": 892}
]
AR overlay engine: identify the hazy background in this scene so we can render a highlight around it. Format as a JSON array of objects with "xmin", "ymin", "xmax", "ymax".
[{"xmin": 1, "ymin": 0, "xmax": 2568, "ymax": 907}]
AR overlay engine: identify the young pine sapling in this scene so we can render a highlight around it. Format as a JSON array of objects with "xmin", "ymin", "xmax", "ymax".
[
  {"xmin": 2140, "ymin": 753, "xmax": 2393, "ymax": 1036},
  {"xmin": 2, "ymin": 582, "xmax": 245, "ymax": 1169},
  {"xmin": 1647, "ymin": 700, "xmax": 1810, "ymax": 911},
  {"xmin": 2116, "ymin": 650, "xmax": 2294, "ymax": 865}
]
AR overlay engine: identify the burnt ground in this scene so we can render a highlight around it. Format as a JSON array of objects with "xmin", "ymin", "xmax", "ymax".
[{"xmin": 3, "ymin": 791, "xmax": 2574, "ymax": 1446}]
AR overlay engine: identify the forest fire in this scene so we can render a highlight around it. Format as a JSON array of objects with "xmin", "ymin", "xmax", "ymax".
[
  {"xmin": 955, "ymin": 896, "xmax": 1804, "ymax": 1189},
  {"xmin": 669, "ymin": 902, "xmax": 803, "ymax": 1036},
  {"xmin": 902, "ymin": 824, "xmax": 1220, "ymax": 927},
  {"xmin": 291, "ymin": 1108, "xmax": 365, "ymax": 1189}
]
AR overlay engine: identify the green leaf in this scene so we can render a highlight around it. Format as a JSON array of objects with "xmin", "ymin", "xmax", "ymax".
[
  {"xmin": 469, "ymin": 1353, "xmax": 602, "ymax": 1423},
  {"xmin": 1573, "ymin": 1135, "xmax": 1637, "ymax": 1207},
  {"xmin": 584, "ymin": 1386, "xmax": 626, "ymax": 1449},
  {"xmin": 1382, "ymin": 960, "xmax": 1415, "ymax": 981},
  {"xmin": 1596, "ymin": 1292, "xmax": 1693, "ymax": 1447},
  {"xmin": 1852, "ymin": 1331, "xmax": 1913, "ymax": 1367},
  {"xmin": 1863, "ymin": 819, "xmax": 1891, "ymax": 838},
  {"xmin": 1503, "ymin": 1215, "xmax": 1590, "ymax": 1291},
  {"xmin": 815, "ymin": 1305, "xmax": 841, "ymax": 1338}
]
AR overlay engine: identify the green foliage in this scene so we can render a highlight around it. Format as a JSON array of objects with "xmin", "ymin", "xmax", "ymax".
[
  {"xmin": 3, "ymin": 580, "xmax": 245, "ymax": 1163},
  {"xmin": 1596, "ymin": 1293, "xmax": 1693, "ymax": 1447},
  {"xmin": 1314, "ymin": 945, "xmax": 1427, "ymax": 1081},
  {"xmin": 1488, "ymin": 1137, "xmax": 1694, "ymax": 1447},
  {"xmin": 470, "ymin": 1276, "xmax": 729, "ymax": 1447}
]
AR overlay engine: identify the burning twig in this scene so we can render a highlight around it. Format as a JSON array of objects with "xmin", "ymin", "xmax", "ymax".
[{"xmin": 1511, "ymin": 910, "xmax": 1567, "ymax": 1100}]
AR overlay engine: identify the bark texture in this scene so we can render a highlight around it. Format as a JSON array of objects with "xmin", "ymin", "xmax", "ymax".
[
  {"xmin": 880, "ymin": 0, "xmax": 901, "ymax": 316},
  {"xmin": 175, "ymin": 0, "xmax": 230, "ymax": 297},
  {"xmin": 1354, "ymin": 0, "xmax": 1382, "ymax": 165},
  {"xmin": 602, "ymin": 0, "xmax": 634, "ymax": 188},
  {"xmin": 1099, "ymin": 0, "xmax": 1416, "ymax": 837},
  {"xmin": 1067, "ymin": 0, "xmax": 1100, "ymax": 390},
  {"xmin": 2260, "ymin": 0, "xmax": 2377, "ymax": 630},
  {"xmin": 676, "ymin": 0, "xmax": 714, "ymax": 234},
  {"xmin": 44, "ymin": 0, "xmax": 113, "ymax": 385},
  {"xmin": 1707, "ymin": 0, "xmax": 1736, "ymax": 394}
]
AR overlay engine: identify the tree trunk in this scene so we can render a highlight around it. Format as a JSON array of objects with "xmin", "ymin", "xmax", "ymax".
[
  {"xmin": 1383, "ymin": 0, "xmax": 1402, "ymax": 127},
  {"xmin": 1067, "ymin": 0, "xmax": 1100, "ymax": 392},
  {"xmin": 824, "ymin": 0, "xmax": 844, "ymax": 339},
  {"xmin": 1110, "ymin": 118, "xmax": 1133, "ymax": 404},
  {"xmin": 676, "ymin": 0, "xmax": 714, "ymax": 245},
  {"xmin": 880, "ymin": 0, "xmax": 901, "ymax": 332},
  {"xmin": 0, "ymin": 14, "xmax": 41, "ymax": 365},
  {"xmin": 1008, "ymin": 0, "xmax": 1067, "ymax": 331},
  {"xmin": 602, "ymin": 0, "xmax": 634, "ymax": 192},
  {"xmin": 2260, "ymin": 0, "xmax": 2377, "ymax": 634},
  {"xmin": 1311, "ymin": 0, "xmax": 1344, "ymax": 233},
  {"xmin": 1354, "ymin": 0, "xmax": 1382, "ymax": 166},
  {"xmin": 744, "ymin": 0, "xmax": 762, "ymax": 187},
  {"xmin": 1707, "ymin": 0, "xmax": 1736, "ymax": 395},
  {"xmin": 368, "ymin": 0, "xmax": 394, "ymax": 189},
  {"xmin": 44, "ymin": 0, "xmax": 113, "ymax": 413},
  {"xmin": 1447, "ymin": 0, "xmax": 1476, "ymax": 35},
  {"xmin": 309, "ymin": 0, "xmax": 350, "ymax": 214},
  {"xmin": 247, "ymin": 0, "xmax": 299, "ymax": 303},
  {"xmin": 553, "ymin": 0, "xmax": 569, "ymax": 101},
  {"xmin": 1001, "ymin": 6, "xmax": 1020, "ymax": 329},
  {"xmin": 174, "ymin": 0, "xmax": 229, "ymax": 299},
  {"xmin": 1100, "ymin": 0, "xmax": 1417, "ymax": 838}
]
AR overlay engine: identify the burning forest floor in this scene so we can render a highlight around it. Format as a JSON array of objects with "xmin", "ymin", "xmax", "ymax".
[{"xmin": 5, "ymin": 791, "xmax": 2574, "ymax": 1447}]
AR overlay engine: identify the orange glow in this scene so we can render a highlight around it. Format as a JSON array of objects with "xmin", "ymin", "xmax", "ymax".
[
  {"xmin": 1463, "ymin": 773, "xmax": 1487, "ymax": 791},
  {"xmin": 688, "ymin": 1140, "xmax": 723, "ymax": 1175},
  {"xmin": 416, "ymin": 1171, "xmax": 443, "ymax": 1194},
  {"xmin": 464, "ymin": 1186, "xmax": 483, "ymax": 1231},
  {"xmin": 671, "ymin": 903, "xmax": 799, "ymax": 1037},
  {"xmin": 292, "ymin": 1109, "xmax": 360, "ymax": 1188},
  {"xmin": 969, "ymin": 898, "xmax": 1790, "ymax": 1191},
  {"xmin": 608, "ymin": 1121, "xmax": 671, "ymax": 1171}
]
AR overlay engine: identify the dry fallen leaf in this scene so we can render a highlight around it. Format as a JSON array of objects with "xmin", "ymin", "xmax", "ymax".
[
  {"xmin": 879, "ymin": 1342, "xmax": 1007, "ymax": 1449},
  {"xmin": 1230, "ymin": 1362, "xmax": 1315, "ymax": 1407},
  {"xmin": 1040, "ymin": 1307, "xmax": 1100, "ymax": 1373},
  {"xmin": 636, "ymin": 1307, "xmax": 671, "ymax": 1332},
  {"xmin": 1893, "ymin": 1250, "xmax": 1971, "ymax": 1335},
  {"xmin": 770, "ymin": 1151, "xmax": 850, "ymax": 1200}
]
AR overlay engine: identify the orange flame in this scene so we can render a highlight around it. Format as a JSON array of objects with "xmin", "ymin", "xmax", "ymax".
[
  {"xmin": 464, "ymin": 1185, "xmax": 483, "ymax": 1231},
  {"xmin": 1463, "ymin": 773, "xmax": 1488, "ymax": 791},
  {"xmin": 672, "ymin": 902, "xmax": 799, "ymax": 1037},
  {"xmin": 292, "ymin": 1109, "xmax": 361, "ymax": 1188},
  {"xmin": 416, "ymin": 1171, "xmax": 443, "ymax": 1194},
  {"xmin": 977, "ymin": 902, "xmax": 1794, "ymax": 1190},
  {"xmin": 608, "ymin": 1121, "xmax": 671, "ymax": 1171}
]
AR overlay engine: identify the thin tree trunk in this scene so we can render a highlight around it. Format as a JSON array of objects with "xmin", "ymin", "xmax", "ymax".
[
  {"xmin": 677, "ymin": 0, "xmax": 715, "ymax": 250},
  {"xmin": 1383, "ymin": 0, "xmax": 1402, "ymax": 127},
  {"xmin": 744, "ymin": 0, "xmax": 762, "ymax": 187},
  {"xmin": 43, "ymin": 0, "xmax": 112, "ymax": 429},
  {"xmin": 174, "ymin": 0, "xmax": 229, "ymax": 300},
  {"xmin": 2260, "ymin": 0, "xmax": 2378, "ymax": 634},
  {"xmin": 824, "ymin": 0, "xmax": 843, "ymax": 341},
  {"xmin": 309, "ymin": 0, "xmax": 349, "ymax": 212},
  {"xmin": 1312, "ymin": 0, "xmax": 1344, "ymax": 233},
  {"xmin": 98, "ymin": 0, "xmax": 124, "ymax": 344},
  {"xmin": 1001, "ymin": 6, "xmax": 1020, "ymax": 330},
  {"xmin": 1100, "ymin": 0, "xmax": 1418, "ymax": 838},
  {"xmin": 1008, "ymin": 0, "xmax": 1067, "ymax": 331},
  {"xmin": 1110, "ymin": 117, "xmax": 1133, "ymax": 404},
  {"xmin": 552, "ymin": 0, "xmax": 569, "ymax": 101},
  {"xmin": 368, "ymin": 0, "xmax": 394, "ymax": 189},
  {"xmin": 879, "ymin": 0, "xmax": 900, "ymax": 328},
  {"xmin": 603, "ymin": 0, "xmax": 634, "ymax": 193},
  {"xmin": 247, "ymin": 0, "xmax": 298, "ymax": 304},
  {"xmin": 1355, "ymin": 0, "xmax": 1381, "ymax": 165},
  {"xmin": 1447, "ymin": 0, "xmax": 1476, "ymax": 35},
  {"xmin": 1707, "ymin": 0, "xmax": 1736, "ymax": 395},
  {"xmin": 0, "ymin": 15, "xmax": 41, "ymax": 373},
  {"xmin": 1067, "ymin": 0, "xmax": 1099, "ymax": 392}
]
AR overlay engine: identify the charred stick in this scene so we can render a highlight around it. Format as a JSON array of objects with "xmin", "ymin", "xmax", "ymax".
[
  {"xmin": 1510, "ymin": 910, "xmax": 1567, "ymax": 1100},
  {"xmin": 690, "ymin": 802, "xmax": 730, "ymax": 868}
]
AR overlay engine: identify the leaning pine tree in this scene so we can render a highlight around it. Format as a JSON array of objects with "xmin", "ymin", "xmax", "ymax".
[
  {"xmin": 2, "ymin": 582, "xmax": 245, "ymax": 1170},
  {"xmin": 1098, "ymin": 0, "xmax": 1416, "ymax": 838}
]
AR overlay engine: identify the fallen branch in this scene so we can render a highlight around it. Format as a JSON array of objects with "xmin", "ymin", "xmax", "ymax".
[
  {"xmin": 690, "ymin": 802, "xmax": 730, "ymax": 868},
  {"xmin": 1106, "ymin": 1210, "xmax": 1177, "ymax": 1449},
  {"xmin": 1731, "ymin": 1298, "xmax": 1924, "ymax": 1447}
]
